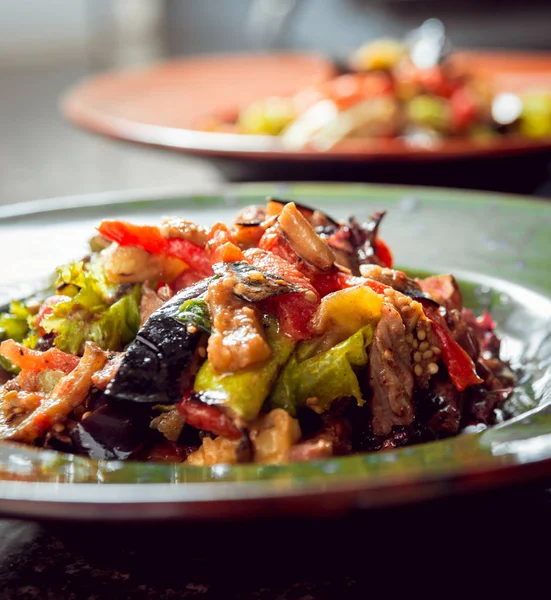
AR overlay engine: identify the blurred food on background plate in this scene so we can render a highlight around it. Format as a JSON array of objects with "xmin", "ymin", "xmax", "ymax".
[{"xmin": 202, "ymin": 19, "xmax": 551, "ymax": 150}]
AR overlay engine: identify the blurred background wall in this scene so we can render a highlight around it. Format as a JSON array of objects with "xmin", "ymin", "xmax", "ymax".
[
  {"xmin": 166, "ymin": 0, "xmax": 551, "ymax": 56},
  {"xmin": 2, "ymin": 0, "xmax": 551, "ymax": 68},
  {"xmin": 1, "ymin": 0, "xmax": 551, "ymax": 205},
  {"xmin": 0, "ymin": 0, "xmax": 89, "ymax": 67}
]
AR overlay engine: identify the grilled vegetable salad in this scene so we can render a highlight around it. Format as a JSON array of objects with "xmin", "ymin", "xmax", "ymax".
[{"xmin": 0, "ymin": 199, "xmax": 516, "ymax": 465}]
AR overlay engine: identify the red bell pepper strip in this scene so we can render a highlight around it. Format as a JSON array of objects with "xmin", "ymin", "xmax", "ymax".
[
  {"xmin": 166, "ymin": 238, "xmax": 213, "ymax": 277},
  {"xmin": 98, "ymin": 221, "xmax": 168, "ymax": 254},
  {"xmin": 244, "ymin": 248, "xmax": 316, "ymax": 292},
  {"xmin": 171, "ymin": 270, "xmax": 205, "ymax": 292},
  {"xmin": 262, "ymin": 294, "xmax": 317, "ymax": 341},
  {"xmin": 374, "ymin": 238, "xmax": 393, "ymax": 269},
  {"xmin": 311, "ymin": 270, "xmax": 388, "ymax": 297},
  {"xmin": 177, "ymin": 393, "xmax": 241, "ymax": 440},
  {"xmin": 431, "ymin": 320, "xmax": 483, "ymax": 391},
  {"xmin": 98, "ymin": 220, "xmax": 213, "ymax": 276},
  {"xmin": 244, "ymin": 248, "xmax": 320, "ymax": 341},
  {"xmin": 269, "ymin": 273, "xmax": 386, "ymax": 340},
  {"xmin": 309, "ymin": 270, "xmax": 348, "ymax": 296},
  {"xmin": 313, "ymin": 266, "xmax": 480, "ymax": 391},
  {"xmin": 362, "ymin": 278, "xmax": 388, "ymax": 295},
  {"xmin": 422, "ymin": 305, "xmax": 483, "ymax": 392},
  {"xmin": 0, "ymin": 340, "xmax": 80, "ymax": 374}
]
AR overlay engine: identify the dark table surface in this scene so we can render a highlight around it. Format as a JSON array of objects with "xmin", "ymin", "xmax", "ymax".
[{"xmin": 2, "ymin": 480, "xmax": 551, "ymax": 599}]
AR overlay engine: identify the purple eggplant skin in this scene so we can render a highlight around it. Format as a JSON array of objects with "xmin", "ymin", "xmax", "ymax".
[
  {"xmin": 104, "ymin": 278, "xmax": 211, "ymax": 405},
  {"xmin": 71, "ymin": 402, "xmax": 151, "ymax": 460}
]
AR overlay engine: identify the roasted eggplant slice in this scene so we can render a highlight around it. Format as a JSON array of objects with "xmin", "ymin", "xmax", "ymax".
[
  {"xmin": 72, "ymin": 403, "xmax": 150, "ymax": 460},
  {"xmin": 105, "ymin": 278, "xmax": 210, "ymax": 404}
]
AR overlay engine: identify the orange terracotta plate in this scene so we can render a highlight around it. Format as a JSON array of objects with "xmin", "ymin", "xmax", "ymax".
[{"xmin": 61, "ymin": 51, "xmax": 551, "ymax": 163}]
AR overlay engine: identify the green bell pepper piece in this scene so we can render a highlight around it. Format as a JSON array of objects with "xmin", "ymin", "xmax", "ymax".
[
  {"xmin": 0, "ymin": 355, "xmax": 20, "ymax": 375},
  {"xmin": 193, "ymin": 320, "xmax": 295, "ymax": 421}
]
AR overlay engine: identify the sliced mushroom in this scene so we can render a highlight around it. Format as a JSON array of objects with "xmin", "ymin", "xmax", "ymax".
[{"xmin": 278, "ymin": 202, "xmax": 336, "ymax": 271}]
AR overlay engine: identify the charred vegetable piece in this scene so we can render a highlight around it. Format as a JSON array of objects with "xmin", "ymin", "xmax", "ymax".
[
  {"xmin": 161, "ymin": 217, "xmax": 208, "ymax": 247},
  {"xmin": 213, "ymin": 261, "xmax": 307, "ymax": 303},
  {"xmin": 270, "ymin": 325, "xmax": 373, "ymax": 415},
  {"xmin": 422, "ymin": 375, "xmax": 463, "ymax": 437},
  {"xmin": 177, "ymin": 394, "xmax": 242, "ymax": 440},
  {"xmin": 105, "ymin": 278, "xmax": 210, "ymax": 404},
  {"xmin": 72, "ymin": 403, "xmax": 150, "ymax": 460},
  {"xmin": 351, "ymin": 212, "xmax": 386, "ymax": 267},
  {"xmin": 194, "ymin": 319, "xmax": 295, "ymax": 421},
  {"xmin": 323, "ymin": 212, "xmax": 393, "ymax": 274},
  {"xmin": 422, "ymin": 303, "xmax": 482, "ymax": 392},
  {"xmin": 101, "ymin": 244, "xmax": 165, "ymax": 285},
  {"xmin": 233, "ymin": 204, "xmax": 267, "ymax": 227},
  {"xmin": 243, "ymin": 247, "xmax": 319, "ymax": 294}
]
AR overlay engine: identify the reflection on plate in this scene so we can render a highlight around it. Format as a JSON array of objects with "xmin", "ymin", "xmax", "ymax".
[{"xmin": 0, "ymin": 183, "xmax": 550, "ymax": 521}]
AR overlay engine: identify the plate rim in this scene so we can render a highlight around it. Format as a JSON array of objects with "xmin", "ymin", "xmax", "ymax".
[
  {"xmin": 1, "ymin": 181, "xmax": 550, "ymax": 222},
  {"xmin": 1, "ymin": 183, "xmax": 551, "ymax": 520},
  {"xmin": 0, "ymin": 454, "xmax": 550, "ymax": 522}
]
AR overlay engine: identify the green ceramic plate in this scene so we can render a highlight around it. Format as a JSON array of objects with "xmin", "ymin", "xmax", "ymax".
[{"xmin": 0, "ymin": 183, "xmax": 550, "ymax": 522}]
